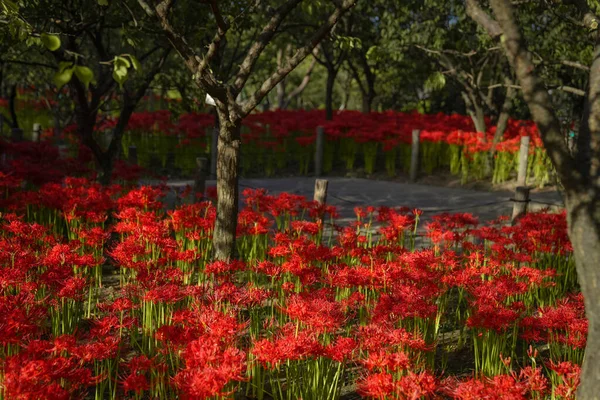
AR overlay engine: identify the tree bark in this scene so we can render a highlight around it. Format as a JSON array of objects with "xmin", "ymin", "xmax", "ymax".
[
  {"xmin": 8, "ymin": 84, "xmax": 18, "ymax": 129},
  {"xmin": 361, "ymin": 90, "xmax": 375, "ymax": 114},
  {"xmin": 325, "ymin": 67, "xmax": 337, "ymax": 120},
  {"xmin": 212, "ymin": 109, "xmax": 241, "ymax": 261},
  {"xmin": 462, "ymin": 91, "xmax": 487, "ymax": 133},
  {"xmin": 566, "ymin": 192, "xmax": 600, "ymax": 399},
  {"xmin": 471, "ymin": 1, "xmax": 595, "ymax": 395},
  {"xmin": 276, "ymin": 48, "xmax": 286, "ymax": 109},
  {"xmin": 490, "ymin": 81, "xmax": 516, "ymax": 156}
]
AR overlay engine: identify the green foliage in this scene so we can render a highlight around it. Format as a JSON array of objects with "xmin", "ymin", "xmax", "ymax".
[
  {"xmin": 74, "ymin": 66, "xmax": 95, "ymax": 90},
  {"xmin": 54, "ymin": 62, "xmax": 75, "ymax": 89},
  {"xmin": 424, "ymin": 72, "xmax": 446, "ymax": 91},
  {"xmin": 40, "ymin": 33, "xmax": 61, "ymax": 51}
]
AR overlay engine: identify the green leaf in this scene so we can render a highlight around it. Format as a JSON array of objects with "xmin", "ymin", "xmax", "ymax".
[
  {"xmin": 98, "ymin": 0, "xmax": 109, "ymax": 5},
  {"xmin": 127, "ymin": 54, "xmax": 141, "ymax": 71},
  {"xmin": 115, "ymin": 56, "xmax": 131, "ymax": 69},
  {"xmin": 58, "ymin": 61, "xmax": 73, "ymax": 73},
  {"xmin": 74, "ymin": 66, "xmax": 95, "ymax": 90},
  {"xmin": 112, "ymin": 65, "xmax": 128, "ymax": 88},
  {"xmin": 53, "ymin": 67, "xmax": 74, "ymax": 89},
  {"xmin": 41, "ymin": 33, "xmax": 61, "ymax": 51}
]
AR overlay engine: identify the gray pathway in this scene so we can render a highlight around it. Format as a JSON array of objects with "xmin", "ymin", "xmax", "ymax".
[{"xmin": 163, "ymin": 177, "xmax": 563, "ymax": 224}]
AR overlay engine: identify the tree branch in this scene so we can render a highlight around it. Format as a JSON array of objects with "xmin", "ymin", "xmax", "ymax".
[
  {"xmin": 486, "ymin": 0, "xmax": 582, "ymax": 190},
  {"xmin": 562, "ymin": 59, "xmax": 591, "ymax": 72},
  {"xmin": 240, "ymin": 0, "xmax": 357, "ymax": 117},
  {"xmin": 283, "ymin": 54, "xmax": 318, "ymax": 109},
  {"xmin": 137, "ymin": 0, "xmax": 225, "ymax": 99},
  {"xmin": 465, "ymin": 0, "xmax": 503, "ymax": 38},
  {"xmin": 232, "ymin": 0, "xmax": 303, "ymax": 94}
]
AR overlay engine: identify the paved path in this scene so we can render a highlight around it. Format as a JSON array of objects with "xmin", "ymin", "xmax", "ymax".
[{"xmin": 163, "ymin": 177, "xmax": 563, "ymax": 224}]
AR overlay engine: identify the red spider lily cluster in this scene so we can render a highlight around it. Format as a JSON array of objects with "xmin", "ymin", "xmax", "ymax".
[
  {"xmin": 37, "ymin": 109, "xmax": 552, "ymax": 183},
  {"xmin": 0, "ymin": 166, "xmax": 583, "ymax": 400}
]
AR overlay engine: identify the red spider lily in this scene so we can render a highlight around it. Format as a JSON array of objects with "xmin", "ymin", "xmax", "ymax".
[{"xmin": 282, "ymin": 288, "xmax": 347, "ymax": 333}]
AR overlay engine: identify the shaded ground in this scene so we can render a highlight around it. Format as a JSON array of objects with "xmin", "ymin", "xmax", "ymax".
[{"xmin": 163, "ymin": 177, "xmax": 563, "ymax": 224}]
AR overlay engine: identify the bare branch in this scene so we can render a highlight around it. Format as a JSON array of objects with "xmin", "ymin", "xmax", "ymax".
[
  {"xmin": 232, "ymin": 0, "xmax": 303, "ymax": 94},
  {"xmin": 1, "ymin": 59, "xmax": 55, "ymax": 69},
  {"xmin": 554, "ymin": 85, "xmax": 586, "ymax": 97},
  {"xmin": 283, "ymin": 55, "xmax": 318, "ymax": 108},
  {"xmin": 240, "ymin": 0, "xmax": 357, "ymax": 116},
  {"xmin": 562, "ymin": 60, "xmax": 591, "ymax": 71},
  {"xmin": 137, "ymin": 0, "xmax": 225, "ymax": 99}
]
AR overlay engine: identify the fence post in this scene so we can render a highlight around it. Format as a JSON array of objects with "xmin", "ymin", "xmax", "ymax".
[
  {"xmin": 410, "ymin": 129, "xmax": 420, "ymax": 182},
  {"xmin": 314, "ymin": 179, "xmax": 328, "ymax": 205},
  {"xmin": 32, "ymin": 123, "xmax": 41, "ymax": 142},
  {"xmin": 517, "ymin": 136, "xmax": 530, "ymax": 186},
  {"xmin": 315, "ymin": 126, "xmax": 325, "ymax": 177},
  {"xmin": 511, "ymin": 186, "xmax": 531, "ymax": 225},
  {"xmin": 210, "ymin": 125, "xmax": 218, "ymax": 179},
  {"xmin": 128, "ymin": 145, "xmax": 138, "ymax": 165},
  {"xmin": 195, "ymin": 157, "xmax": 208, "ymax": 199},
  {"xmin": 57, "ymin": 144, "xmax": 69, "ymax": 158}
]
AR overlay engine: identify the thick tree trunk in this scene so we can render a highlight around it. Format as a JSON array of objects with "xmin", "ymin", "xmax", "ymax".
[
  {"xmin": 565, "ymin": 192, "xmax": 600, "ymax": 398},
  {"xmin": 212, "ymin": 111, "xmax": 241, "ymax": 261},
  {"xmin": 325, "ymin": 68, "xmax": 337, "ymax": 120}
]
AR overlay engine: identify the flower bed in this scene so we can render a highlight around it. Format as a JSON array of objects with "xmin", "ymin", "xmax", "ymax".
[
  {"xmin": 39, "ymin": 109, "xmax": 554, "ymax": 185},
  {"xmin": 0, "ymin": 173, "xmax": 582, "ymax": 399}
]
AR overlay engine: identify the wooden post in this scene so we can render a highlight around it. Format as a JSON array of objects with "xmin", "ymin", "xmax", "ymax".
[
  {"xmin": 32, "ymin": 123, "xmax": 41, "ymax": 142},
  {"xmin": 511, "ymin": 186, "xmax": 531, "ymax": 225},
  {"xmin": 315, "ymin": 126, "xmax": 325, "ymax": 177},
  {"xmin": 195, "ymin": 157, "xmax": 208, "ymax": 199},
  {"xmin": 210, "ymin": 125, "xmax": 218, "ymax": 179},
  {"xmin": 128, "ymin": 145, "xmax": 138, "ymax": 165},
  {"xmin": 410, "ymin": 129, "xmax": 420, "ymax": 182},
  {"xmin": 57, "ymin": 144, "xmax": 69, "ymax": 158},
  {"xmin": 517, "ymin": 136, "xmax": 530, "ymax": 186},
  {"xmin": 314, "ymin": 179, "xmax": 328, "ymax": 205}
]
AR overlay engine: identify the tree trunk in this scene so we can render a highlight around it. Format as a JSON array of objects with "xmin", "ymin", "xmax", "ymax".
[
  {"xmin": 212, "ymin": 110, "xmax": 241, "ymax": 262},
  {"xmin": 473, "ymin": 105, "xmax": 487, "ymax": 134},
  {"xmin": 490, "ymin": 85, "xmax": 515, "ymax": 156},
  {"xmin": 325, "ymin": 68, "xmax": 337, "ymax": 120},
  {"xmin": 8, "ymin": 85, "xmax": 18, "ymax": 129},
  {"xmin": 462, "ymin": 91, "xmax": 487, "ymax": 134},
  {"xmin": 276, "ymin": 79, "xmax": 286, "ymax": 110},
  {"xmin": 361, "ymin": 93, "xmax": 371, "ymax": 114},
  {"xmin": 276, "ymin": 48, "xmax": 286, "ymax": 110},
  {"xmin": 565, "ymin": 192, "xmax": 600, "ymax": 398},
  {"xmin": 98, "ymin": 155, "xmax": 114, "ymax": 186}
]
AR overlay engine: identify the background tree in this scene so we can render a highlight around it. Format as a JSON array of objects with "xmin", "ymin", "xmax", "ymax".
[
  {"xmin": 138, "ymin": 0, "xmax": 357, "ymax": 261},
  {"xmin": 0, "ymin": 0, "xmax": 172, "ymax": 183}
]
